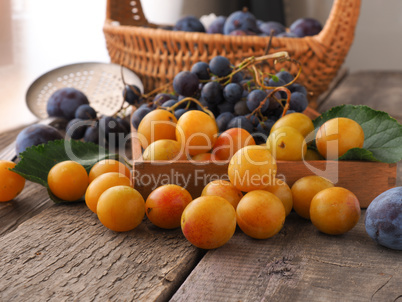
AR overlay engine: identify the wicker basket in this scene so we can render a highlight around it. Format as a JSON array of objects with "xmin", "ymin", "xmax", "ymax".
[{"xmin": 103, "ymin": 0, "xmax": 361, "ymax": 108}]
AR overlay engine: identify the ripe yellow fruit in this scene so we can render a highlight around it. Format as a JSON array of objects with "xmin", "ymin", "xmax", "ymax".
[
  {"xmin": 0, "ymin": 160, "xmax": 25, "ymax": 202},
  {"xmin": 316, "ymin": 117, "xmax": 364, "ymax": 160}
]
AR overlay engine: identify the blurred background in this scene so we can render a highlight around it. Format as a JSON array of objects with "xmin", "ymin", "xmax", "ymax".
[{"xmin": 1, "ymin": 0, "xmax": 401, "ymax": 132}]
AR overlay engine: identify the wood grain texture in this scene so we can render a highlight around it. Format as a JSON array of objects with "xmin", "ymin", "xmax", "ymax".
[
  {"xmin": 134, "ymin": 160, "xmax": 397, "ymax": 208},
  {"xmin": 0, "ymin": 127, "xmax": 54, "ymax": 237},
  {"xmin": 0, "ymin": 204, "xmax": 203, "ymax": 302},
  {"xmin": 170, "ymin": 212, "xmax": 402, "ymax": 302},
  {"xmin": 318, "ymin": 71, "xmax": 402, "ymax": 123}
]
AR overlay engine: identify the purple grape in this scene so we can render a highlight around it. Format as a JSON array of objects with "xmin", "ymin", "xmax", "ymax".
[
  {"xmin": 131, "ymin": 107, "xmax": 151, "ymax": 130},
  {"xmin": 259, "ymin": 21, "xmax": 286, "ymax": 36},
  {"xmin": 201, "ymin": 81, "xmax": 223, "ymax": 105},
  {"xmin": 216, "ymin": 112, "xmax": 235, "ymax": 132},
  {"xmin": 223, "ymin": 83, "xmax": 243, "ymax": 104},
  {"xmin": 223, "ymin": 9, "xmax": 260, "ymax": 35},
  {"xmin": 209, "ymin": 56, "xmax": 232, "ymax": 77},
  {"xmin": 153, "ymin": 93, "xmax": 176, "ymax": 107},
  {"xmin": 246, "ymin": 89, "xmax": 269, "ymax": 112},
  {"xmin": 173, "ymin": 71, "xmax": 200, "ymax": 97},
  {"xmin": 174, "ymin": 16, "xmax": 205, "ymax": 33},
  {"xmin": 268, "ymin": 77, "xmax": 286, "ymax": 87},
  {"xmin": 289, "ymin": 83, "xmax": 308, "ymax": 96},
  {"xmin": 207, "ymin": 16, "xmax": 227, "ymax": 34},
  {"xmin": 66, "ymin": 118, "xmax": 88, "ymax": 140},
  {"xmin": 276, "ymin": 71, "xmax": 294, "ymax": 84},
  {"xmin": 83, "ymin": 122, "xmax": 99, "ymax": 144},
  {"xmin": 227, "ymin": 116, "xmax": 254, "ymax": 133},
  {"xmin": 174, "ymin": 108, "xmax": 188, "ymax": 120},
  {"xmin": 246, "ymin": 114, "xmax": 260, "ymax": 127},
  {"xmin": 234, "ymin": 99, "xmax": 251, "ymax": 116},
  {"xmin": 255, "ymin": 119, "xmax": 276, "ymax": 139},
  {"xmin": 75, "ymin": 104, "xmax": 97, "ymax": 120},
  {"xmin": 289, "ymin": 92, "xmax": 308, "ymax": 112},
  {"xmin": 123, "ymin": 84, "xmax": 141, "ymax": 105},
  {"xmin": 191, "ymin": 62, "xmax": 211, "ymax": 80},
  {"xmin": 289, "ymin": 18, "xmax": 322, "ymax": 37},
  {"xmin": 217, "ymin": 101, "xmax": 235, "ymax": 114},
  {"xmin": 16, "ymin": 124, "xmax": 63, "ymax": 155},
  {"xmin": 47, "ymin": 87, "xmax": 89, "ymax": 120},
  {"xmin": 231, "ymin": 72, "xmax": 244, "ymax": 83}
]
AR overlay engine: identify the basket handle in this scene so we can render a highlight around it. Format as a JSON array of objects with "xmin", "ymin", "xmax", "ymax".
[
  {"xmin": 317, "ymin": 0, "xmax": 361, "ymax": 49},
  {"xmin": 106, "ymin": 0, "xmax": 156, "ymax": 27}
]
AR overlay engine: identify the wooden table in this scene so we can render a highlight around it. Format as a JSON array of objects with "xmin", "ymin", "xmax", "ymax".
[{"xmin": 1, "ymin": 71, "xmax": 401, "ymax": 301}]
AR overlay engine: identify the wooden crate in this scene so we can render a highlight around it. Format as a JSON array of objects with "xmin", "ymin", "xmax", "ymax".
[
  {"xmin": 132, "ymin": 160, "xmax": 396, "ymax": 209},
  {"xmin": 130, "ymin": 107, "xmax": 396, "ymax": 208}
]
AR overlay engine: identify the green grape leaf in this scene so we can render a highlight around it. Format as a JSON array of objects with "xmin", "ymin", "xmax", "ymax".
[
  {"xmin": 11, "ymin": 139, "xmax": 119, "ymax": 203},
  {"xmin": 312, "ymin": 105, "xmax": 402, "ymax": 163}
]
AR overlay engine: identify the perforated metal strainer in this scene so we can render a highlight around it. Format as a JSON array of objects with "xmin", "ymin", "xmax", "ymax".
[
  {"xmin": 26, "ymin": 62, "xmax": 144, "ymax": 119},
  {"xmin": 0, "ymin": 62, "xmax": 143, "ymax": 161}
]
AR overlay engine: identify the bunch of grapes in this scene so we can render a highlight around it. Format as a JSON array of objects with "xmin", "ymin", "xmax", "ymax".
[{"xmin": 131, "ymin": 52, "xmax": 308, "ymax": 145}]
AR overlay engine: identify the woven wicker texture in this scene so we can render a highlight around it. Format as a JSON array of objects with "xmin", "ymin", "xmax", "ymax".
[{"xmin": 103, "ymin": 0, "xmax": 361, "ymax": 108}]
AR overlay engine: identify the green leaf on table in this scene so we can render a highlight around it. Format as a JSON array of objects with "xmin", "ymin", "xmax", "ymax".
[
  {"xmin": 312, "ymin": 105, "xmax": 402, "ymax": 163},
  {"xmin": 11, "ymin": 139, "xmax": 118, "ymax": 203}
]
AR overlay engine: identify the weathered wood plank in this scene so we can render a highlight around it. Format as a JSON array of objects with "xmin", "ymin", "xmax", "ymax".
[
  {"xmin": 0, "ymin": 182, "xmax": 53, "ymax": 237},
  {"xmin": 318, "ymin": 71, "xmax": 402, "ymax": 123},
  {"xmin": 0, "ymin": 128, "xmax": 54, "ymax": 237},
  {"xmin": 170, "ymin": 212, "xmax": 402, "ymax": 302},
  {"xmin": 0, "ymin": 204, "xmax": 203, "ymax": 302}
]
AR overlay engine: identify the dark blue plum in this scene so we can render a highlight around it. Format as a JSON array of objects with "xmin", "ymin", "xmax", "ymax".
[
  {"xmin": 365, "ymin": 187, "xmax": 402, "ymax": 250},
  {"xmin": 75, "ymin": 104, "xmax": 97, "ymax": 120},
  {"xmin": 16, "ymin": 124, "xmax": 63, "ymax": 155},
  {"xmin": 123, "ymin": 84, "xmax": 141, "ymax": 105},
  {"xmin": 207, "ymin": 16, "xmax": 226, "ymax": 34},
  {"xmin": 201, "ymin": 81, "xmax": 223, "ymax": 105},
  {"xmin": 223, "ymin": 9, "xmax": 259, "ymax": 35},
  {"xmin": 276, "ymin": 32, "xmax": 298, "ymax": 38},
  {"xmin": 209, "ymin": 56, "xmax": 232, "ymax": 77},
  {"xmin": 289, "ymin": 18, "xmax": 322, "ymax": 37},
  {"xmin": 228, "ymin": 29, "xmax": 254, "ymax": 36},
  {"xmin": 174, "ymin": 16, "xmax": 205, "ymax": 33},
  {"xmin": 216, "ymin": 112, "xmax": 235, "ymax": 133},
  {"xmin": 191, "ymin": 62, "xmax": 210, "ymax": 80},
  {"xmin": 173, "ymin": 71, "xmax": 200, "ymax": 97},
  {"xmin": 131, "ymin": 106, "xmax": 152, "ymax": 129},
  {"xmin": 223, "ymin": 83, "xmax": 243, "ymax": 104},
  {"xmin": 259, "ymin": 21, "xmax": 286, "ymax": 36},
  {"xmin": 227, "ymin": 116, "xmax": 254, "ymax": 134},
  {"xmin": 289, "ymin": 92, "xmax": 308, "ymax": 112},
  {"xmin": 47, "ymin": 87, "xmax": 89, "ymax": 120},
  {"xmin": 246, "ymin": 89, "xmax": 269, "ymax": 112}
]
